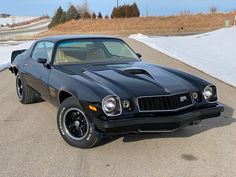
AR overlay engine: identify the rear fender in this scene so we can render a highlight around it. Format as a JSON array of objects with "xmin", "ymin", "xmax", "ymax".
[{"xmin": 9, "ymin": 50, "xmax": 26, "ymax": 75}]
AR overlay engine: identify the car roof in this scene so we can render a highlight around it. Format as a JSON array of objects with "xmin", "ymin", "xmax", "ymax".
[{"xmin": 38, "ymin": 35, "xmax": 121, "ymax": 43}]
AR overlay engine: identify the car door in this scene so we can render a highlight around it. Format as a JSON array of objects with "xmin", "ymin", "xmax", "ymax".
[{"xmin": 24, "ymin": 41, "xmax": 54, "ymax": 102}]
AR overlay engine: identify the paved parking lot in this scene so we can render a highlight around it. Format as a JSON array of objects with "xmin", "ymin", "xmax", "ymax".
[{"xmin": 0, "ymin": 38, "xmax": 235, "ymax": 177}]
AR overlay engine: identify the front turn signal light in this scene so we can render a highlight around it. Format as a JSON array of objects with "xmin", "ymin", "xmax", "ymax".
[{"xmin": 89, "ymin": 105, "xmax": 97, "ymax": 112}]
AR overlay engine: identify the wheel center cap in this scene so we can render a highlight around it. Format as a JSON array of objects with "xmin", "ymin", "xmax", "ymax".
[{"xmin": 74, "ymin": 121, "xmax": 80, "ymax": 127}]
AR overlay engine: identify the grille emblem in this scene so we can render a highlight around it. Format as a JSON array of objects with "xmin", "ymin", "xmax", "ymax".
[{"xmin": 180, "ymin": 96, "xmax": 187, "ymax": 102}]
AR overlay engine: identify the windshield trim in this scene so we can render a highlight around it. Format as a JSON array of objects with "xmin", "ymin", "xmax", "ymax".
[{"xmin": 51, "ymin": 38, "xmax": 141, "ymax": 65}]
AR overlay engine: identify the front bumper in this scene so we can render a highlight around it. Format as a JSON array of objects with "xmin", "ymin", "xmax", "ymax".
[{"xmin": 94, "ymin": 104, "xmax": 224, "ymax": 134}]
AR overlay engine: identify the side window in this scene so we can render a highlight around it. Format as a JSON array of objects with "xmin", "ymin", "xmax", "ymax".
[{"xmin": 32, "ymin": 42, "xmax": 54, "ymax": 62}]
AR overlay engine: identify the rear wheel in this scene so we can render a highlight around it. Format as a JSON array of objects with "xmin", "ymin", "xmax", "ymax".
[
  {"xmin": 57, "ymin": 97, "xmax": 101, "ymax": 149},
  {"xmin": 16, "ymin": 74, "xmax": 36, "ymax": 104}
]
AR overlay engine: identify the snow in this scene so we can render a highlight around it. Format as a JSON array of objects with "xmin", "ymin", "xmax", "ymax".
[
  {"xmin": 0, "ymin": 16, "xmax": 38, "ymax": 26},
  {"xmin": 0, "ymin": 41, "xmax": 33, "ymax": 71},
  {"xmin": 129, "ymin": 27, "xmax": 236, "ymax": 87}
]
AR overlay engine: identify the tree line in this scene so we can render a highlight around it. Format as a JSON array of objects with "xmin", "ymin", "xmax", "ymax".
[
  {"xmin": 0, "ymin": 13, "xmax": 10, "ymax": 18},
  {"xmin": 111, "ymin": 3, "xmax": 140, "ymax": 18},
  {"xmin": 49, "ymin": 4, "xmax": 108, "ymax": 28},
  {"xmin": 49, "ymin": 2, "xmax": 140, "ymax": 28}
]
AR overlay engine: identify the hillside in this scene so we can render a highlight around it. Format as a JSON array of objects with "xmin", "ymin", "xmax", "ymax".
[
  {"xmin": 0, "ymin": 16, "xmax": 38, "ymax": 26},
  {"xmin": 38, "ymin": 13, "xmax": 235, "ymax": 37}
]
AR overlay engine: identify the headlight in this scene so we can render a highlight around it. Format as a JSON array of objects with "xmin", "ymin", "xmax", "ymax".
[
  {"xmin": 203, "ymin": 85, "xmax": 217, "ymax": 103},
  {"xmin": 102, "ymin": 95, "xmax": 121, "ymax": 116}
]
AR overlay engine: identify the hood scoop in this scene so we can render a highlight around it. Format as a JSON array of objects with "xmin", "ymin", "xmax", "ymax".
[
  {"xmin": 124, "ymin": 69, "xmax": 155, "ymax": 80},
  {"xmin": 123, "ymin": 68, "xmax": 166, "ymax": 88},
  {"xmin": 125, "ymin": 69, "xmax": 150, "ymax": 75}
]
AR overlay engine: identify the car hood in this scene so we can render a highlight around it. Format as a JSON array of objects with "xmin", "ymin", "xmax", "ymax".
[{"xmin": 72, "ymin": 62, "xmax": 197, "ymax": 98}]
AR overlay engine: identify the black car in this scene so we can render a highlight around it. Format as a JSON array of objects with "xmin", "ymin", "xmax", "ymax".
[{"xmin": 10, "ymin": 35, "xmax": 224, "ymax": 148}]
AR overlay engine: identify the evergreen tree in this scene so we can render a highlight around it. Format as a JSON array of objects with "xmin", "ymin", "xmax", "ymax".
[
  {"xmin": 105, "ymin": 15, "xmax": 109, "ymax": 19},
  {"xmin": 83, "ymin": 11, "xmax": 91, "ymax": 19},
  {"xmin": 48, "ymin": 6, "xmax": 63, "ymax": 28},
  {"xmin": 111, "ymin": 7, "xmax": 118, "ymax": 18},
  {"xmin": 124, "ymin": 4, "xmax": 132, "ymax": 18},
  {"xmin": 60, "ymin": 11, "xmax": 67, "ymax": 23},
  {"xmin": 98, "ymin": 12, "xmax": 103, "ymax": 19},
  {"xmin": 92, "ymin": 12, "xmax": 97, "ymax": 19},
  {"xmin": 120, "ymin": 5, "xmax": 126, "ymax": 18},
  {"xmin": 110, "ymin": 3, "xmax": 140, "ymax": 18},
  {"xmin": 66, "ymin": 5, "xmax": 81, "ymax": 21},
  {"xmin": 131, "ymin": 3, "xmax": 140, "ymax": 17}
]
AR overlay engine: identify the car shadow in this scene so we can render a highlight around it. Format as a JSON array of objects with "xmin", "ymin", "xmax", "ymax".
[
  {"xmin": 32, "ymin": 97, "xmax": 45, "ymax": 104},
  {"xmin": 122, "ymin": 103, "xmax": 235, "ymax": 143},
  {"xmin": 95, "ymin": 136, "xmax": 122, "ymax": 147},
  {"xmin": 18, "ymin": 97, "xmax": 45, "ymax": 104}
]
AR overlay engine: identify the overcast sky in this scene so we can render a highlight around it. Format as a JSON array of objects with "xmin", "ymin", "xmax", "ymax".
[{"xmin": 0, "ymin": 0, "xmax": 235, "ymax": 16}]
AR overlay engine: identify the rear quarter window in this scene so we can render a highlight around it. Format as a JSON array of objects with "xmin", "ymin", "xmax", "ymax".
[{"xmin": 31, "ymin": 41, "xmax": 54, "ymax": 62}]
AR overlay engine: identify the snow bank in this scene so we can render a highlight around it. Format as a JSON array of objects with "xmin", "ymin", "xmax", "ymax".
[
  {"xmin": 129, "ymin": 28, "xmax": 236, "ymax": 87},
  {"xmin": 0, "ymin": 16, "xmax": 38, "ymax": 26},
  {"xmin": 0, "ymin": 41, "xmax": 33, "ymax": 71}
]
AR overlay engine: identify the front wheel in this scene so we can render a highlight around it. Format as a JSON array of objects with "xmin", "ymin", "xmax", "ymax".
[{"xmin": 57, "ymin": 97, "xmax": 101, "ymax": 149}]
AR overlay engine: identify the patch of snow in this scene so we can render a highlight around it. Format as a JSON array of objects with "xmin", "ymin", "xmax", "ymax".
[
  {"xmin": 0, "ymin": 41, "xmax": 33, "ymax": 71},
  {"xmin": 0, "ymin": 16, "xmax": 38, "ymax": 26},
  {"xmin": 129, "ymin": 27, "xmax": 236, "ymax": 87}
]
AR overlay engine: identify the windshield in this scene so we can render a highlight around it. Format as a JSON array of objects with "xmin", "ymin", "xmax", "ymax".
[{"xmin": 54, "ymin": 39, "xmax": 139, "ymax": 65}]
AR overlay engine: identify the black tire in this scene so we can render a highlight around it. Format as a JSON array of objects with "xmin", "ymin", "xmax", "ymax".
[
  {"xmin": 16, "ymin": 74, "xmax": 36, "ymax": 104},
  {"xmin": 57, "ymin": 97, "xmax": 101, "ymax": 149}
]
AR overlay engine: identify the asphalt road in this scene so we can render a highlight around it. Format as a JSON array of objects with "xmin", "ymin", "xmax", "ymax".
[
  {"xmin": 0, "ymin": 19, "xmax": 50, "ymax": 41},
  {"xmin": 0, "ymin": 38, "xmax": 235, "ymax": 177}
]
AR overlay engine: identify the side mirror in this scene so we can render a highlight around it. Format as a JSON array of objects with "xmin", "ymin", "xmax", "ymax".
[
  {"xmin": 37, "ymin": 58, "xmax": 47, "ymax": 64},
  {"xmin": 136, "ymin": 53, "xmax": 142, "ymax": 58}
]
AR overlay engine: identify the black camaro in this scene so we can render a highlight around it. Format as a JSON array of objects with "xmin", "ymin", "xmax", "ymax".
[{"xmin": 10, "ymin": 35, "xmax": 224, "ymax": 148}]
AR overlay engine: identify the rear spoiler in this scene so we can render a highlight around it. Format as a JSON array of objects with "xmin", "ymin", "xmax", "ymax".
[{"xmin": 11, "ymin": 49, "xmax": 26, "ymax": 63}]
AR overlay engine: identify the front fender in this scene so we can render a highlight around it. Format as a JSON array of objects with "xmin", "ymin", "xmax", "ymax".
[{"xmin": 161, "ymin": 67, "xmax": 210, "ymax": 90}]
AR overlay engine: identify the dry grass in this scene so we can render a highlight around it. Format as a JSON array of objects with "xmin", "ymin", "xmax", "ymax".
[{"xmin": 37, "ymin": 13, "xmax": 235, "ymax": 37}]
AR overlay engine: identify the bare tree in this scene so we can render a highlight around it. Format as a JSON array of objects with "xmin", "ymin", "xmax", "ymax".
[
  {"xmin": 178, "ymin": 10, "xmax": 191, "ymax": 16},
  {"xmin": 11, "ymin": 16, "xmax": 16, "ymax": 25},
  {"xmin": 210, "ymin": 6, "xmax": 217, "ymax": 14},
  {"xmin": 77, "ymin": 0, "xmax": 90, "ymax": 17},
  {"xmin": 11, "ymin": 16, "xmax": 16, "ymax": 30},
  {"xmin": 146, "ymin": 5, "xmax": 149, "ymax": 17}
]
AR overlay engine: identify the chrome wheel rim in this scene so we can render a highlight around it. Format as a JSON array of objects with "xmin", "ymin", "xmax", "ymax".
[
  {"xmin": 63, "ymin": 108, "xmax": 89, "ymax": 140},
  {"xmin": 16, "ymin": 76, "xmax": 23, "ymax": 99}
]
